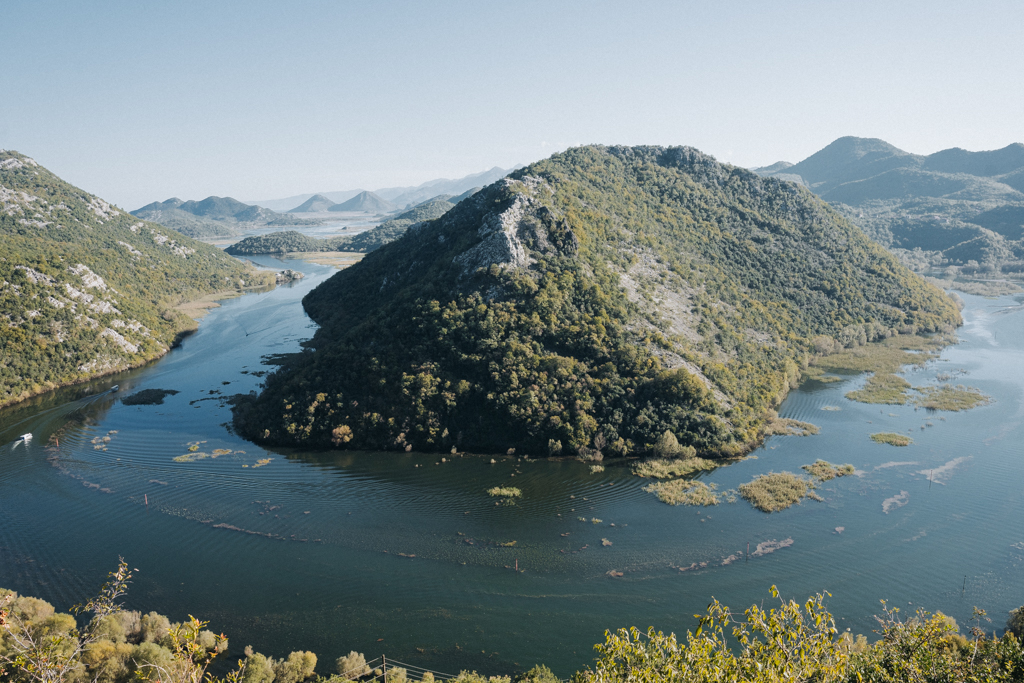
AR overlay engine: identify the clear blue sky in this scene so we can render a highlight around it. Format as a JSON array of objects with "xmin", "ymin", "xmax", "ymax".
[{"xmin": 3, "ymin": 0, "xmax": 1022, "ymax": 209}]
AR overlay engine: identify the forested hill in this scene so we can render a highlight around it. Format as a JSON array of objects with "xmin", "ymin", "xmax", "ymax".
[
  {"xmin": 233, "ymin": 145, "xmax": 960, "ymax": 457},
  {"xmin": 0, "ymin": 150, "xmax": 271, "ymax": 407}
]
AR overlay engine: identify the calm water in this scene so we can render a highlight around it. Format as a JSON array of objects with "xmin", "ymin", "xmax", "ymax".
[{"xmin": 2, "ymin": 263, "xmax": 1023, "ymax": 677}]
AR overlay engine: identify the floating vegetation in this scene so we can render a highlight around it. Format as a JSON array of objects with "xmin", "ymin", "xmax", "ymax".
[
  {"xmin": 607, "ymin": 570, "xmax": 624, "ymax": 577},
  {"xmin": 738, "ymin": 472, "xmax": 820, "ymax": 513},
  {"xmin": 252, "ymin": 458, "xmax": 273, "ymax": 468},
  {"xmin": 801, "ymin": 460, "xmax": 855, "ymax": 481},
  {"xmin": 763, "ymin": 417, "xmax": 820, "ymax": 437},
  {"xmin": 871, "ymin": 433, "xmax": 913, "ymax": 447},
  {"xmin": 643, "ymin": 480, "xmax": 719, "ymax": 506},
  {"xmin": 914, "ymin": 384, "xmax": 991, "ymax": 411},
  {"xmin": 121, "ymin": 388, "xmax": 180, "ymax": 406},
  {"xmin": 875, "ymin": 461, "xmax": 918, "ymax": 470},
  {"xmin": 487, "ymin": 486, "xmax": 522, "ymax": 506},
  {"xmin": 750, "ymin": 538, "xmax": 794, "ymax": 557},
  {"xmin": 834, "ymin": 527, "xmax": 844, "ymax": 534},
  {"xmin": 173, "ymin": 447, "xmax": 244, "ymax": 463},
  {"xmin": 918, "ymin": 457, "xmax": 970, "ymax": 485},
  {"xmin": 578, "ymin": 517, "xmax": 587, "ymax": 522},
  {"xmin": 846, "ymin": 373, "xmax": 913, "ymax": 404},
  {"xmin": 821, "ymin": 406, "xmax": 841, "ymax": 411},
  {"xmin": 601, "ymin": 538, "xmax": 613, "ymax": 546},
  {"xmin": 882, "ymin": 490, "xmax": 910, "ymax": 514},
  {"xmin": 496, "ymin": 540, "xmax": 517, "ymax": 547},
  {"xmin": 589, "ymin": 464, "xmax": 605, "ymax": 474},
  {"xmin": 591, "ymin": 518, "xmax": 603, "ymax": 524},
  {"xmin": 633, "ymin": 457, "xmax": 717, "ymax": 479}
]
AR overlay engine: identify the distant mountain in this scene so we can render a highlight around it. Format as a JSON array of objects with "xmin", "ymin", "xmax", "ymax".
[
  {"xmin": 247, "ymin": 166, "xmax": 516, "ymax": 212},
  {"xmin": 0, "ymin": 150, "xmax": 272, "ymax": 408},
  {"xmin": 133, "ymin": 196, "xmax": 318, "ymax": 237},
  {"xmin": 287, "ymin": 194, "xmax": 338, "ymax": 213},
  {"xmin": 753, "ymin": 137, "xmax": 1024, "ymax": 277},
  {"xmin": 226, "ymin": 195, "xmax": 460, "ymax": 256},
  {"xmin": 329, "ymin": 191, "xmax": 394, "ymax": 213}
]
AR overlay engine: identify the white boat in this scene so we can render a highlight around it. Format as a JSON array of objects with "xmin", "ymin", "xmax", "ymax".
[
  {"xmin": 19, "ymin": 433, "xmax": 32, "ymax": 441},
  {"xmin": 111, "ymin": 385, "xmax": 119, "ymax": 392}
]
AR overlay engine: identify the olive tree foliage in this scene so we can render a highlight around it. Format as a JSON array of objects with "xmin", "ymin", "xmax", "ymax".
[
  {"xmin": 335, "ymin": 651, "xmax": 371, "ymax": 680},
  {"xmin": 573, "ymin": 587, "xmax": 848, "ymax": 683},
  {"xmin": 1009, "ymin": 606, "xmax": 1024, "ymax": 639},
  {"xmin": 271, "ymin": 651, "xmax": 317, "ymax": 683},
  {"xmin": 0, "ymin": 558, "xmax": 134, "ymax": 683}
]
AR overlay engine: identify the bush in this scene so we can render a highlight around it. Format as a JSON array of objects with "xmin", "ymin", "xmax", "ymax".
[{"xmin": 335, "ymin": 650, "xmax": 371, "ymax": 680}]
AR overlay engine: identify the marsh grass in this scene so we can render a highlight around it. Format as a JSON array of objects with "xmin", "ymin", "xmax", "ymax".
[
  {"xmin": 801, "ymin": 459, "xmax": 855, "ymax": 481},
  {"xmin": 915, "ymin": 384, "xmax": 992, "ymax": 411},
  {"xmin": 870, "ymin": 432, "xmax": 913, "ymax": 447},
  {"xmin": 845, "ymin": 374, "xmax": 912, "ymax": 404},
  {"xmin": 643, "ymin": 480, "xmax": 719, "ymax": 506},
  {"xmin": 925, "ymin": 276, "xmax": 1023, "ymax": 297},
  {"xmin": 738, "ymin": 472, "xmax": 819, "ymax": 513},
  {"xmin": 590, "ymin": 465, "xmax": 605, "ymax": 473},
  {"xmin": 487, "ymin": 486, "xmax": 522, "ymax": 498},
  {"xmin": 764, "ymin": 418, "xmax": 820, "ymax": 437},
  {"xmin": 633, "ymin": 457, "xmax": 718, "ymax": 479}
]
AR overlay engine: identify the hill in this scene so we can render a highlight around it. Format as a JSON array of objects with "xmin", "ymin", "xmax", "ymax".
[
  {"xmin": 287, "ymin": 194, "xmax": 338, "ymax": 213},
  {"xmin": 232, "ymin": 145, "xmax": 959, "ymax": 457},
  {"xmin": 0, "ymin": 150, "xmax": 275, "ymax": 407},
  {"xmin": 133, "ymin": 196, "xmax": 318, "ymax": 238},
  {"xmin": 225, "ymin": 196, "xmax": 459, "ymax": 256},
  {"xmin": 328, "ymin": 191, "xmax": 394, "ymax": 213},
  {"xmin": 754, "ymin": 137, "xmax": 1024, "ymax": 278}
]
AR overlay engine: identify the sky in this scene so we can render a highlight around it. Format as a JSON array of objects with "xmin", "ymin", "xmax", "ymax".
[{"xmin": 3, "ymin": 0, "xmax": 1023, "ymax": 209}]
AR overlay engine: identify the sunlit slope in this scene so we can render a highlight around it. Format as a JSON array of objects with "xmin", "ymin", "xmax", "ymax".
[
  {"xmin": 234, "ymin": 145, "xmax": 960, "ymax": 456},
  {"xmin": 0, "ymin": 150, "xmax": 265, "ymax": 406}
]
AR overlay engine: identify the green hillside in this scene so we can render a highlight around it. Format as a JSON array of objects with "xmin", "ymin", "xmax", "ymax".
[
  {"xmin": 232, "ymin": 145, "xmax": 960, "ymax": 457},
  {"xmin": 0, "ymin": 150, "xmax": 274, "ymax": 407},
  {"xmin": 755, "ymin": 137, "xmax": 1024, "ymax": 278}
]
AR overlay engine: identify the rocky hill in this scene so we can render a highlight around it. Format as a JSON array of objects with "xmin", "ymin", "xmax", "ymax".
[
  {"xmin": 754, "ymin": 137, "xmax": 1024, "ymax": 277},
  {"xmin": 329, "ymin": 191, "xmax": 394, "ymax": 213},
  {"xmin": 233, "ymin": 145, "xmax": 959, "ymax": 457},
  {"xmin": 287, "ymin": 194, "xmax": 338, "ymax": 213},
  {"xmin": 0, "ymin": 150, "xmax": 274, "ymax": 407},
  {"xmin": 133, "ymin": 196, "xmax": 318, "ymax": 238}
]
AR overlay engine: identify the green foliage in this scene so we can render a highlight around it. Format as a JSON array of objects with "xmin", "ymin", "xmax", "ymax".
[
  {"xmin": 273, "ymin": 651, "xmax": 317, "ymax": 683},
  {"xmin": 1009, "ymin": 606, "xmax": 1024, "ymax": 639},
  {"xmin": 738, "ymin": 472, "xmax": 821, "ymax": 512},
  {"xmin": 0, "ymin": 150, "xmax": 269, "ymax": 408},
  {"xmin": 801, "ymin": 460, "xmax": 855, "ymax": 481},
  {"xmin": 870, "ymin": 433, "xmax": 913, "ymax": 447},
  {"xmin": 335, "ymin": 651, "xmax": 371, "ymax": 680},
  {"xmin": 232, "ymin": 145, "xmax": 960, "ymax": 457},
  {"xmin": 642, "ymin": 479, "xmax": 719, "ymax": 506},
  {"xmin": 632, "ymin": 458, "xmax": 717, "ymax": 479}
]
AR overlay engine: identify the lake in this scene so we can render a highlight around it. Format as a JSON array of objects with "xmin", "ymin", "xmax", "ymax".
[{"xmin": 2, "ymin": 259, "xmax": 1022, "ymax": 677}]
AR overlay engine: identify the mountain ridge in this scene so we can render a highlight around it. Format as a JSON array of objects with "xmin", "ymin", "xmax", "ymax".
[{"xmin": 233, "ymin": 144, "xmax": 959, "ymax": 457}]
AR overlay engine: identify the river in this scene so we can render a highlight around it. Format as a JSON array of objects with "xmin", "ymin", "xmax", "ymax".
[{"xmin": 2, "ymin": 257, "xmax": 1023, "ymax": 677}]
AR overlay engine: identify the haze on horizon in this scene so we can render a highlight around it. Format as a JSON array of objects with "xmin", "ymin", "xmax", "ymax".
[{"xmin": 3, "ymin": 0, "xmax": 1022, "ymax": 209}]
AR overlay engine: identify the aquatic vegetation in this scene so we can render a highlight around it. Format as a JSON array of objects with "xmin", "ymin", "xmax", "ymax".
[
  {"xmin": 252, "ymin": 458, "xmax": 273, "ymax": 468},
  {"xmin": 763, "ymin": 417, "xmax": 820, "ymax": 437},
  {"xmin": 496, "ymin": 540, "xmax": 517, "ymax": 547},
  {"xmin": 801, "ymin": 459, "xmax": 855, "ymax": 481},
  {"xmin": 601, "ymin": 538, "xmax": 613, "ymax": 546},
  {"xmin": 633, "ymin": 457, "xmax": 717, "ymax": 479},
  {"xmin": 591, "ymin": 518, "xmax": 603, "ymax": 524},
  {"xmin": 821, "ymin": 405, "xmax": 841, "ymax": 411},
  {"xmin": 589, "ymin": 464, "xmax": 605, "ymax": 473},
  {"xmin": 871, "ymin": 432, "xmax": 914, "ymax": 446},
  {"xmin": 487, "ymin": 486, "xmax": 521, "ymax": 498},
  {"xmin": 846, "ymin": 373, "xmax": 913, "ymax": 404},
  {"xmin": 121, "ymin": 389, "xmax": 180, "ymax": 406},
  {"xmin": 882, "ymin": 490, "xmax": 910, "ymax": 513},
  {"xmin": 738, "ymin": 472, "xmax": 820, "ymax": 512},
  {"xmin": 914, "ymin": 384, "xmax": 991, "ymax": 411},
  {"xmin": 643, "ymin": 479, "xmax": 719, "ymax": 506}
]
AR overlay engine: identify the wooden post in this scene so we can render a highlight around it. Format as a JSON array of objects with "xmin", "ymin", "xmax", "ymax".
[{"xmin": 383, "ymin": 654, "xmax": 386, "ymax": 683}]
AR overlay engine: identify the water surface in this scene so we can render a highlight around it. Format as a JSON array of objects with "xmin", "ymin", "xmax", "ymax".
[{"xmin": 2, "ymin": 267, "xmax": 1022, "ymax": 676}]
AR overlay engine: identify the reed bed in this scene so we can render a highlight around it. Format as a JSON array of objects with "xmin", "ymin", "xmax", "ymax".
[
  {"xmin": 633, "ymin": 457, "xmax": 717, "ymax": 479},
  {"xmin": 738, "ymin": 472, "xmax": 820, "ymax": 513},
  {"xmin": 914, "ymin": 384, "xmax": 991, "ymax": 411},
  {"xmin": 763, "ymin": 417, "xmax": 820, "ymax": 437},
  {"xmin": 643, "ymin": 480, "xmax": 719, "ymax": 506},
  {"xmin": 870, "ymin": 432, "xmax": 913, "ymax": 447},
  {"xmin": 801, "ymin": 459, "xmax": 855, "ymax": 481}
]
